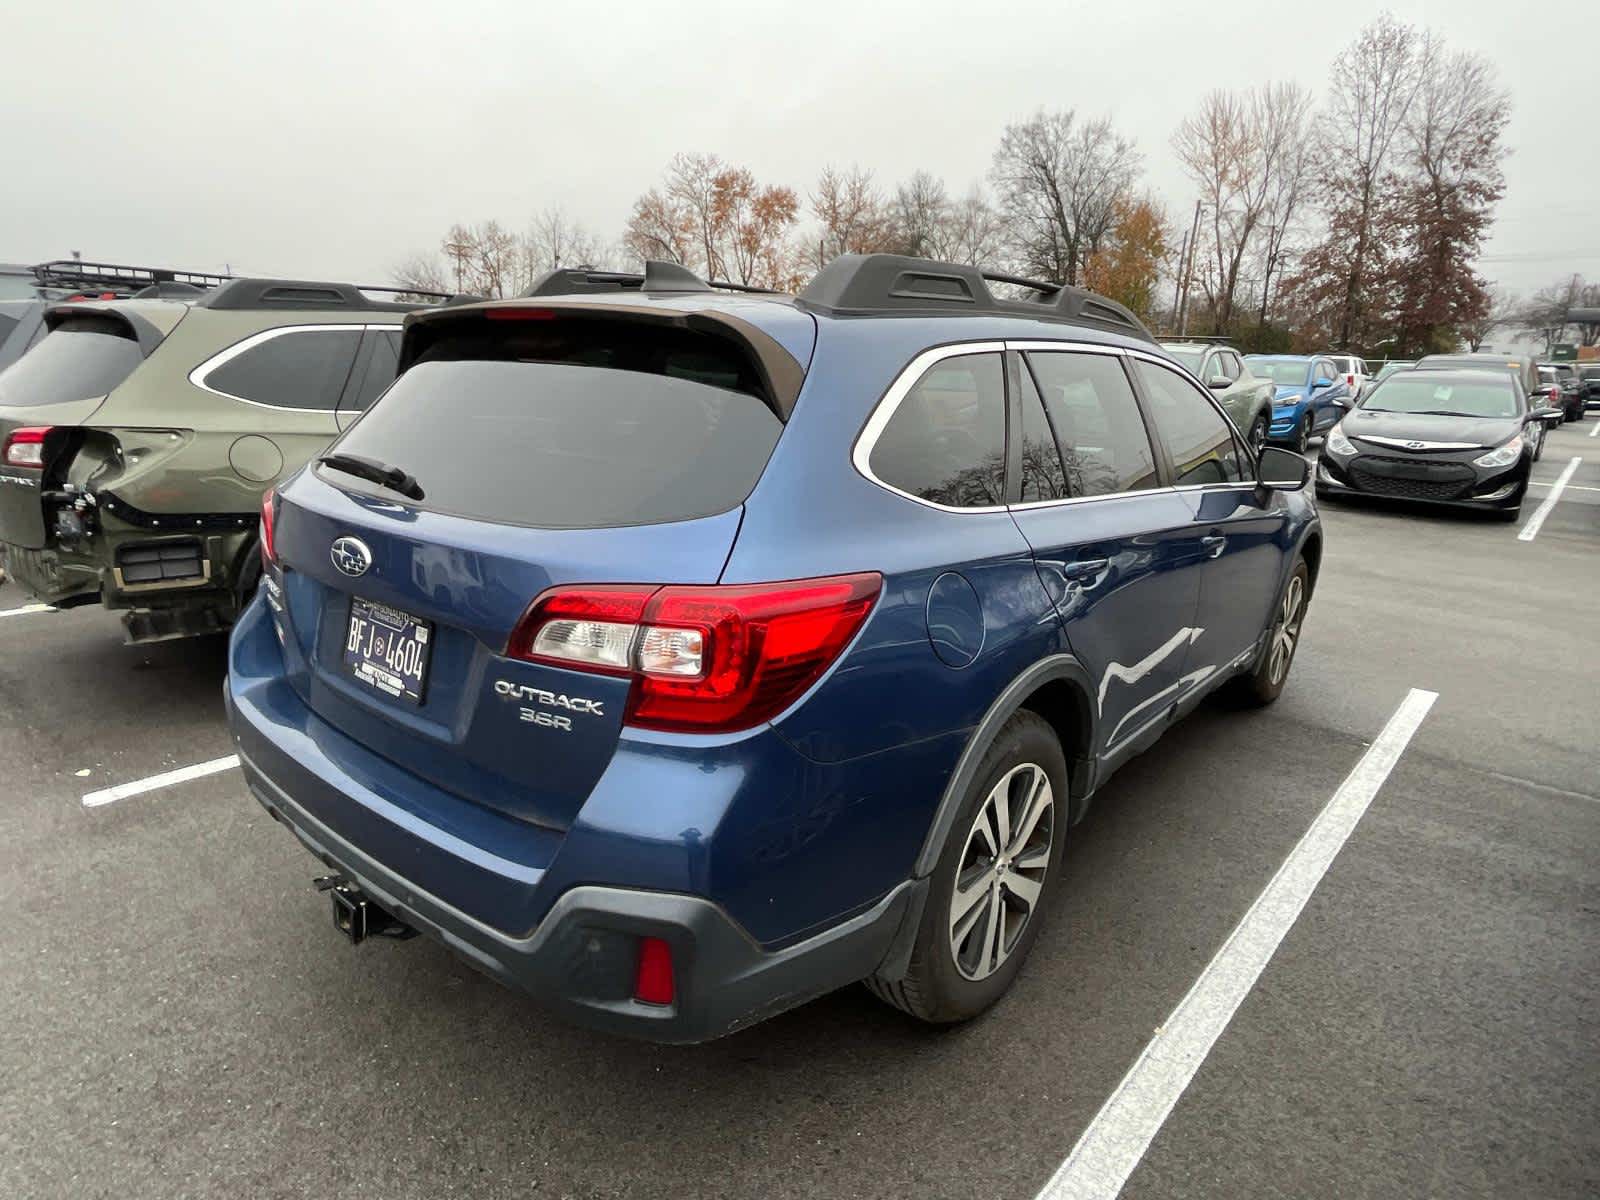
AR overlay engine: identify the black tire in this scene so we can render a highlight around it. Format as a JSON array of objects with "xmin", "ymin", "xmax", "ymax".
[
  {"xmin": 1495, "ymin": 506, "xmax": 1521, "ymax": 523},
  {"xmin": 1293, "ymin": 413, "xmax": 1310, "ymax": 455},
  {"xmin": 866, "ymin": 710, "xmax": 1067, "ymax": 1025},
  {"xmin": 1532, "ymin": 425, "xmax": 1545, "ymax": 463},
  {"xmin": 1248, "ymin": 415, "xmax": 1269, "ymax": 460},
  {"xmin": 1229, "ymin": 557, "xmax": 1310, "ymax": 707}
]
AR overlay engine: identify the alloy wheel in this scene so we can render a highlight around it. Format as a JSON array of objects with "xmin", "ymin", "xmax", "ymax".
[
  {"xmin": 948, "ymin": 762, "xmax": 1054, "ymax": 982},
  {"xmin": 1268, "ymin": 573, "xmax": 1306, "ymax": 686},
  {"xmin": 1250, "ymin": 417, "xmax": 1268, "ymax": 458}
]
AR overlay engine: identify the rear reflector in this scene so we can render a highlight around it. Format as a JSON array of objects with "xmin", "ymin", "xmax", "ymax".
[
  {"xmin": 507, "ymin": 573, "xmax": 882, "ymax": 733},
  {"xmin": 2, "ymin": 426, "xmax": 51, "ymax": 470},
  {"xmin": 634, "ymin": 937, "xmax": 675, "ymax": 1006}
]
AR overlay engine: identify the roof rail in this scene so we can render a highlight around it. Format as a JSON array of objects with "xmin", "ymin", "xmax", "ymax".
[
  {"xmin": 31, "ymin": 259, "xmax": 233, "ymax": 296},
  {"xmin": 523, "ymin": 260, "xmax": 781, "ymax": 299},
  {"xmin": 195, "ymin": 278, "xmax": 454, "ymax": 313},
  {"xmin": 1158, "ymin": 333, "xmax": 1235, "ymax": 345},
  {"xmin": 796, "ymin": 253, "xmax": 1155, "ymax": 342}
]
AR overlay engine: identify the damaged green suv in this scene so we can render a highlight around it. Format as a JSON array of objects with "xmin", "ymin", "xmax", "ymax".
[{"xmin": 0, "ymin": 278, "xmax": 448, "ymax": 641}]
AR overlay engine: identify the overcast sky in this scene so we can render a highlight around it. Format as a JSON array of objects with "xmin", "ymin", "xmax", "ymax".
[{"xmin": 4, "ymin": 0, "xmax": 1591, "ymax": 297}]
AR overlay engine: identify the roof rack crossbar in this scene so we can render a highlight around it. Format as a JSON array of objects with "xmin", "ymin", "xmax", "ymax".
[
  {"xmin": 30, "ymin": 259, "xmax": 234, "ymax": 293},
  {"xmin": 796, "ymin": 253, "xmax": 1155, "ymax": 342},
  {"xmin": 524, "ymin": 261, "xmax": 782, "ymax": 299}
]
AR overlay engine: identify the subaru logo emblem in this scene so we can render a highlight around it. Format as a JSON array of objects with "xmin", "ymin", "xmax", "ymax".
[{"xmin": 330, "ymin": 536, "xmax": 372, "ymax": 578}]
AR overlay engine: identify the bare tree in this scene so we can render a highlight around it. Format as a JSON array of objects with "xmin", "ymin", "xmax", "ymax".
[
  {"xmin": 624, "ymin": 153, "xmax": 800, "ymax": 288},
  {"xmin": 810, "ymin": 165, "xmax": 893, "ymax": 267},
  {"xmin": 1389, "ymin": 47, "xmax": 1509, "ymax": 354},
  {"xmin": 889, "ymin": 171, "xmax": 950, "ymax": 258},
  {"xmin": 990, "ymin": 109, "xmax": 1141, "ymax": 285},
  {"xmin": 392, "ymin": 251, "xmax": 449, "ymax": 297},
  {"xmin": 1252, "ymin": 83, "xmax": 1315, "ymax": 328},
  {"xmin": 526, "ymin": 206, "xmax": 610, "ymax": 281},
  {"xmin": 1461, "ymin": 285, "xmax": 1519, "ymax": 351},
  {"xmin": 1320, "ymin": 14, "xmax": 1435, "ymax": 346},
  {"xmin": 1173, "ymin": 83, "xmax": 1315, "ymax": 334},
  {"xmin": 623, "ymin": 187, "xmax": 696, "ymax": 266},
  {"xmin": 932, "ymin": 187, "xmax": 1006, "ymax": 267}
]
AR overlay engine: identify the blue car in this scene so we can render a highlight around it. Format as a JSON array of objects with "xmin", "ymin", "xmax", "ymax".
[
  {"xmin": 1244, "ymin": 354, "xmax": 1353, "ymax": 453},
  {"xmin": 226, "ymin": 255, "xmax": 1322, "ymax": 1042}
]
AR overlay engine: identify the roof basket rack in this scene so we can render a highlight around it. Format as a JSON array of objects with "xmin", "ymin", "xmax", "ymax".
[
  {"xmin": 796, "ymin": 254, "xmax": 1155, "ymax": 342},
  {"xmin": 523, "ymin": 260, "xmax": 780, "ymax": 298},
  {"xmin": 195, "ymin": 278, "xmax": 455, "ymax": 313},
  {"xmin": 31, "ymin": 259, "xmax": 233, "ymax": 297}
]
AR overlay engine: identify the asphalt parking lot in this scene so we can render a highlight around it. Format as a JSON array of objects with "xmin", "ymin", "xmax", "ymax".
[{"xmin": 1, "ymin": 424, "xmax": 1595, "ymax": 1200}]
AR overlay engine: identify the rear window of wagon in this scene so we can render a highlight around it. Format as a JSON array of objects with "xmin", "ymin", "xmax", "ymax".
[{"xmin": 323, "ymin": 323, "xmax": 783, "ymax": 529}]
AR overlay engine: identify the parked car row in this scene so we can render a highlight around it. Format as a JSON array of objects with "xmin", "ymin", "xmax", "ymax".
[
  {"xmin": 1, "ymin": 252, "xmax": 1322, "ymax": 1042},
  {"xmin": 0, "ymin": 269, "xmax": 452, "ymax": 639}
]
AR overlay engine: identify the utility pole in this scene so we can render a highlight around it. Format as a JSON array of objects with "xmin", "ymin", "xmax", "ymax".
[
  {"xmin": 1177, "ymin": 199, "xmax": 1204, "ymax": 337},
  {"xmin": 1170, "ymin": 227, "xmax": 1190, "ymax": 332}
]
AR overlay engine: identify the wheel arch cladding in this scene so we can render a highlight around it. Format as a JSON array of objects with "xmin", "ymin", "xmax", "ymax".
[
  {"xmin": 911, "ymin": 653, "xmax": 1096, "ymax": 879},
  {"xmin": 1299, "ymin": 529, "xmax": 1323, "ymax": 594}
]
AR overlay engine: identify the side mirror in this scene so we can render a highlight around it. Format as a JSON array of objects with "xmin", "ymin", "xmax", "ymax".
[
  {"xmin": 1258, "ymin": 445, "xmax": 1310, "ymax": 491},
  {"xmin": 1312, "ymin": 377, "xmax": 1334, "ymax": 390},
  {"xmin": 1206, "ymin": 375, "xmax": 1230, "ymax": 390},
  {"xmin": 1332, "ymin": 396, "xmax": 1353, "ymax": 411}
]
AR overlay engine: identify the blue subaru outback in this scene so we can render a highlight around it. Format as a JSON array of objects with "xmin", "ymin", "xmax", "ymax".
[{"xmin": 225, "ymin": 255, "xmax": 1321, "ymax": 1042}]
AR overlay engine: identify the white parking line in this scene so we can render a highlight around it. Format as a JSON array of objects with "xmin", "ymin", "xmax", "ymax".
[
  {"xmin": 1518, "ymin": 457, "xmax": 1582, "ymax": 542},
  {"xmin": 0, "ymin": 603, "xmax": 56, "ymax": 619},
  {"xmin": 81, "ymin": 755, "xmax": 240, "ymax": 808},
  {"xmin": 1526, "ymin": 481, "xmax": 1600, "ymax": 493},
  {"xmin": 1590, "ymin": 421, "xmax": 1599, "ymax": 438},
  {"xmin": 1033, "ymin": 687, "xmax": 1437, "ymax": 1200}
]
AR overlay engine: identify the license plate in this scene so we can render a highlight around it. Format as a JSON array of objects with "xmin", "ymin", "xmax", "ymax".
[{"xmin": 343, "ymin": 597, "xmax": 431, "ymax": 705}]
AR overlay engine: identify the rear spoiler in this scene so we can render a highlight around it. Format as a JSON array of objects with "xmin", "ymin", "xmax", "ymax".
[
  {"xmin": 43, "ymin": 305, "xmax": 168, "ymax": 355},
  {"xmin": 398, "ymin": 299, "xmax": 808, "ymax": 421}
]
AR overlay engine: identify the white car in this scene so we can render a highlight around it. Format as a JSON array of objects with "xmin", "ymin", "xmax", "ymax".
[{"xmin": 1322, "ymin": 354, "xmax": 1370, "ymax": 398}]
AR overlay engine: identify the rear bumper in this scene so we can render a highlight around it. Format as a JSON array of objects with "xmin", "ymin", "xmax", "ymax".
[
  {"xmin": 0, "ymin": 541, "xmax": 97, "ymax": 606},
  {"xmin": 224, "ymin": 595, "xmax": 938, "ymax": 1041},
  {"xmin": 232, "ymin": 731, "xmax": 916, "ymax": 1043}
]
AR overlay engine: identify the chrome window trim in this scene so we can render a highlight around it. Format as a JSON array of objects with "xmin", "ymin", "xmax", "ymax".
[
  {"xmin": 852, "ymin": 337, "xmax": 1260, "ymax": 516},
  {"xmin": 850, "ymin": 340, "xmax": 1010, "ymax": 515},
  {"xmin": 188, "ymin": 323, "xmax": 400, "ymax": 414}
]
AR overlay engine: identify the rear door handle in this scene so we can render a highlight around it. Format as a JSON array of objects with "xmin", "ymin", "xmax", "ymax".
[
  {"xmin": 1062, "ymin": 558, "xmax": 1110, "ymax": 581},
  {"xmin": 1200, "ymin": 534, "xmax": 1227, "ymax": 558}
]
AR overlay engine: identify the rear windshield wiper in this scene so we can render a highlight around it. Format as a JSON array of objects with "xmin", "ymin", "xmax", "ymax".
[{"xmin": 318, "ymin": 453, "xmax": 425, "ymax": 501}]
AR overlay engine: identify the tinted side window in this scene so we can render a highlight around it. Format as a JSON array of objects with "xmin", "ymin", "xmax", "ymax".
[
  {"xmin": 1013, "ymin": 357, "xmax": 1067, "ymax": 502},
  {"xmin": 1134, "ymin": 359, "xmax": 1247, "ymax": 485},
  {"xmin": 203, "ymin": 328, "xmax": 362, "ymax": 410},
  {"xmin": 870, "ymin": 353, "xmax": 1006, "ymax": 508},
  {"xmin": 0, "ymin": 326, "xmax": 144, "ymax": 407},
  {"xmin": 344, "ymin": 329, "xmax": 401, "ymax": 413},
  {"xmin": 1026, "ymin": 351, "xmax": 1159, "ymax": 497}
]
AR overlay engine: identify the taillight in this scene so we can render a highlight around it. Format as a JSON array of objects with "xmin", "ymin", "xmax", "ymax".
[
  {"xmin": 508, "ymin": 572, "xmax": 882, "ymax": 733},
  {"xmin": 1347, "ymin": 374, "xmax": 1356, "ymax": 386},
  {"xmin": 1, "ymin": 426, "xmax": 51, "ymax": 470},
  {"xmin": 259, "ymin": 486, "xmax": 278, "ymax": 566}
]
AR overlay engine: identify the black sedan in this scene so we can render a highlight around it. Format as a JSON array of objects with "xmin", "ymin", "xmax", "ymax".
[{"xmin": 1315, "ymin": 369, "xmax": 1547, "ymax": 521}]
